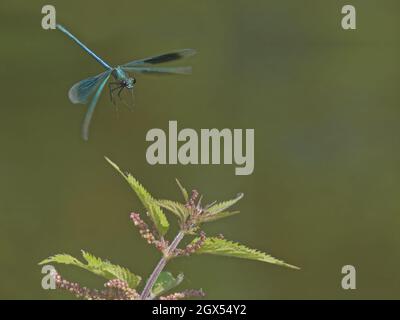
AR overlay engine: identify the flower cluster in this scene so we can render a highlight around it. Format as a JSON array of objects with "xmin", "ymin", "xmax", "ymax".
[
  {"xmin": 130, "ymin": 212, "xmax": 168, "ymax": 252},
  {"xmin": 54, "ymin": 270, "xmax": 203, "ymax": 300},
  {"xmin": 159, "ymin": 289, "xmax": 205, "ymax": 300},
  {"xmin": 104, "ymin": 279, "xmax": 140, "ymax": 300},
  {"xmin": 130, "ymin": 212, "xmax": 156, "ymax": 244},
  {"xmin": 182, "ymin": 189, "xmax": 220, "ymax": 231},
  {"xmin": 174, "ymin": 231, "xmax": 207, "ymax": 257},
  {"xmin": 54, "ymin": 272, "xmax": 139, "ymax": 300},
  {"xmin": 186, "ymin": 189, "xmax": 199, "ymax": 208}
]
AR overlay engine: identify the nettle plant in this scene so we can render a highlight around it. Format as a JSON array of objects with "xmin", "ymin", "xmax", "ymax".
[{"xmin": 39, "ymin": 158, "xmax": 299, "ymax": 300}]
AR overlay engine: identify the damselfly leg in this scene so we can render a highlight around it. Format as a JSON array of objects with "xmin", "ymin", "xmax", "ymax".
[
  {"xmin": 118, "ymin": 88, "xmax": 135, "ymax": 112},
  {"xmin": 108, "ymin": 82, "xmax": 122, "ymax": 105},
  {"xmin": 108, "ymin": 82, "xmax": 135, "ymax": 112}
]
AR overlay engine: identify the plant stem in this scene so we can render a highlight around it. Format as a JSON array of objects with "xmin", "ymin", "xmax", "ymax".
[{"xmin": 140, "ymin": 231, "xmax": 185, "ymax": 300}]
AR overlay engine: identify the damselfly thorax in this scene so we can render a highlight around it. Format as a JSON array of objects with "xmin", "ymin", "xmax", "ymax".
[{"xmin": 109, "ymin": 66, "xmax": 136, "ymax": 102}]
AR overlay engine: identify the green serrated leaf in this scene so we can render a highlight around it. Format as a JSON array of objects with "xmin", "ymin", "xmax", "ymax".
[
  {"xmin": 102, "ymin": 264, "xmax": 141, "ymax": 289},
  {"xmin": 156, "ymin": 199, "xmax": 190, "ymax": 222},
  {"xmin": 81, "ymin": 250, "xmax": 103, "ymax": 268},
  {"xmin": 175, "ymin": 178, "xmax": 189, "ymax": 202},
  {"xmin": 199, "ymin": 211, "xmax": 239, "ymax": 223},
  {"xmin": 39, "ymin": 251, "xmax": 142, "ymax": 288},
  {"xmin": 193, "ymin": 237, "xmax": 300, "ymax": 270},
  {"xmin": 105, "ymin": 157, "xmax": 169, "ymax": 236},
  {"xmin": 39, "ymin": 254, "xmax": 85, "ymax": 268},
  {"xmin": 207, "ymin": 193, "xmax": 244, "ymax": 215},
  {"xmin": 151, "ymin": 271, "xmax": 184, "ymax": 297}
]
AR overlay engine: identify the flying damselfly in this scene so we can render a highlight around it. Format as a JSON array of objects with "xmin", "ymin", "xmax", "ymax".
[{"xmin": 56, "ymin": 24, "xmax": 196, "ymax": 140}]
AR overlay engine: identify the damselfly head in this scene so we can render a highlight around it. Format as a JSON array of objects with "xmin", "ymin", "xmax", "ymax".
[{"xmin": 123, "ymin": 77, "xmax": 136, "ymax": 89}]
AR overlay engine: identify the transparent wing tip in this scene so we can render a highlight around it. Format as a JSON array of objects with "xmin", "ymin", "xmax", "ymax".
[
  {"xmin": 82, "ymin": 126, "xmax": 89, "ymax": 141},
  {"xmin": 173, "ymin": 66, "xmax": 193, "ymax": 74},
  {"xmin": 68, "ymin": 86, "xmax": 85, "ymax": 104},
  {"xmin": 182, "ymin": 48, "xmax": 197, "ymax": 57}
]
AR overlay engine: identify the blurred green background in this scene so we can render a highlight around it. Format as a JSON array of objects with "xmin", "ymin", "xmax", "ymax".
[{"xmin": 0, "ymin": 0, "xmax": 399, "ymax": 299}]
